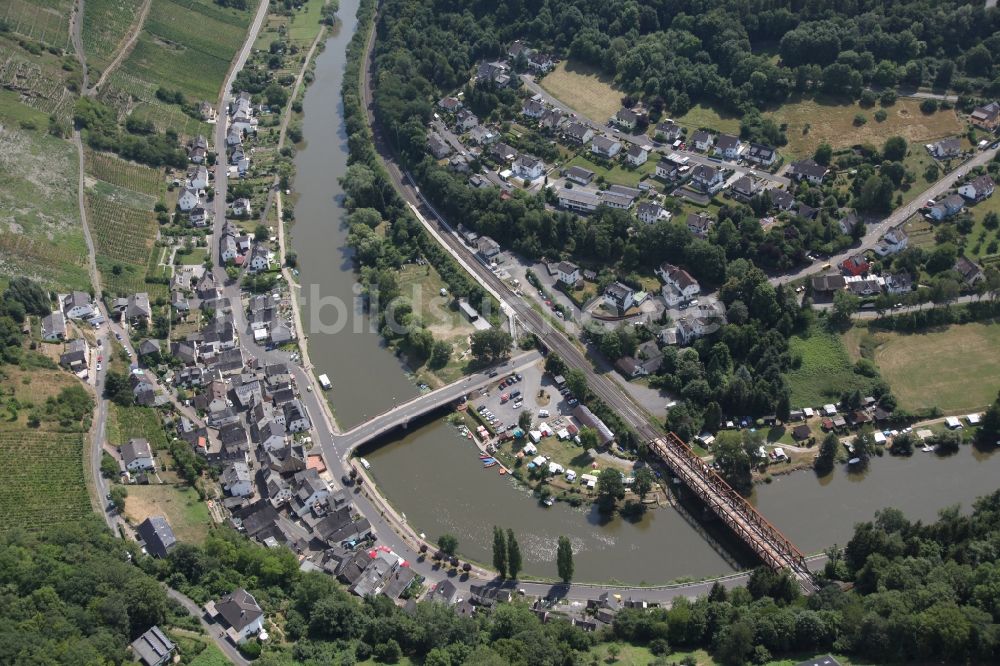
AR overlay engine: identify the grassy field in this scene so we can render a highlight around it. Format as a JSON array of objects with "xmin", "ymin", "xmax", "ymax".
[
  {"xmin": 81, "ymin": 0, "xmax": 145, "ymax": 77},
  {"xmin": 124, "ymin": 484, "xmax": 211, "ymax": 543},
  {"xmin": 287, "ymin": 0, "xmax": 327, "ymax": 45},
  {"xmin": 107, "ymin": 404, "xmax": 169, "ymax": 449},
  {"xmin": 872, "ymin": 322, "xmax": 1000, "ymax": 412},
  {"xmin": 787, "ymin": 328, "xmax": 874, "ymax": 408},
  {"xmin": 187, "ymin": 642, "xmax": 232, "ymax": 666},
  {"xmin": 0, "ymin": 89, "xmax": 51, "ymax": 127},
  {"xmin": 0, "ymin": 118, "xmax": 91, "ymax": 292},
  {"xmin": 0, "ymin": 364, "xmax": 80, "ymax": 428},
  {"xmin": 962, "ymin": 188, "xmax": 1000, "ymax": 263},
  {"xmin": 538, "ymin": 61, "xmax": 623, "ymax": 124},
  {"xmin": 85, "ymin": 149, "xmax": 164, "ymax": 197},
  {"xmin": 565, "ymin": 153, "xmax": 655, "ymax": 188},
  {"xmin": 1, "ymin": 0, "xmax": 73, "ymax": 51},
  {"xmin": 120, "ymin": 0, "xmax": 253, "ymax": 103},
  {"xmin": 0, "ymin": 430, "xmax": 90, "ymax": 532},
  {"xmin": 769, "ymin": 97, "xmax": 963, "ymax": 159},
  {"xmin": 672, "ymin": 104, "xmax": 742, "ymax": 135}
]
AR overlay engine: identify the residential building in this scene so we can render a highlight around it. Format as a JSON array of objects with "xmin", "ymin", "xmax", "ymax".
[
  {"xmin": 691, "ymin": 130, "xmax": 713, "ymax": 151},
  {"xmin": 130, "ymin": 626, "xmax": 175, "ymax": 666},
  {"xmin": 655, "ymin": 158, "xmax": 679, "ymax": 181},
  {"xmin": 636, "ymin": 202, "xmax": 670, "ymax": 224},
  {"xmin": 656, "ymin": 262, "xmax": 700, "ymax": 305},
  {"xmin": 885, "ymin": 273, "xmax": 913, "ymax": 294},
  {"xmin": 788, "ymin": 159, "xmax": 829, "ymax": 184},
  {"xmin": 539, "ymin": 108, "xmax": 564, "ymax": 130},
  {"xmin": 730, "ymin": 175, "xmax": 757, "ymax": 201},
  {"xmin": 626, "ymin": 144, "xmax": 648, "ymax": 166},
  {"xmin": 468, "ymin": 125, "xmax": 497, "ymax": 145},
  {"xmin": 614, "ymin": 107, "xmax": 640, "ymax": 129},
  {"xmin": 291, "ymin": 468, "xmax": 330, "ymax": 517},
  {"xmin": 563, "ymin": 165, "xmax": 594, "ymax": 185},
  {"xmin": 556, "ymin": 261, "xmax": 580, "ymax": 286},
  {"xmin": 840, "ymin": 254, "xmax": 870, "ymax": 277},
  {"xmin": 686, "ymin": 212, "xmax": 713, "ymax": 238},
  {"xmin": 874, "ymin": 227, "xmax": 909, "ymax": 257},
  {"xmin": 955, "ymin": 256, "xmax": 985, "ymax": 285},
  {"xmin": 427, "ymin": 132, "xmax": 451, "ymax": 159},
  {"xmin": 767, "ymin": 187, "xmax": 795, "ymax": 211},
  {"xmin": 204, "ymin": 589, "xmax": 264, "ymax": 644},
  {"xmin": 591, "ymin": 135, "xmax": 622, "ymax": 159},
  {"xmin": 564, "ymin": 122, "xmax": 594, "ymax": 144},
  {"xmin": 654, "ymin": 121, "xmax": 682, "ymax": 142},
  {"xmin": 747, "ymin": 143, "xmax": 776, "ymax": 166},
  {"xmin": 455, "ymin": 108, "xmax": 478, "ymax": 131},
  {"xmin": 600, "ymin": 191, "xmax": 633, "ymax": 209},
  {"xmin": 438, "ymin": 96, "xmax": 462, "ymax": 112},
  {"xmin": 690, "ymin": 164, "xmax": 724, "ymax": 193},
  {"xmin": 177, "ymin": 187, "xmax": 201, "ymax": 212},
  {"xmin": 810, "ymin": 274, "xmax": 847, "ymax": 295},
  {"xmin": 476, "ymin": 236, "xmax": 501, "ymax": 261},
  {"xmin": 116, "ymin": 292, "xmax": 151, "ymax": 324},
  {"xmin": 512, "ymin": 154, "xmax": 545, "ymax": 180},
  {"xmin": 603, "ymin": 282, "xmax": 635, "ymax": 313},
  {"xmin": 188, "ymin": 165, "xmax": 209, "ymax": 190},
  {"xmin": 527, "ymin": 51, "xmax": 555, "ymax": 72},
  {"xmin": 283, "ymin": 399, "xmax": 312, "ymax": 432},
  {"xmin": 121, "ymin": 438, "xmax": 154, "ymax": 471},
  {"xmin": 929, "ymin": 137, "xmax": 962, "ymax": 159},
  {"xmin": 62, "ymin": 291, "xmax": 95, "ymax": 319},
  {"xmin": 970, "ymin": 101, "xmax": 1000, "ymax": 131},
  {"xmin": 475, "ymin": 61, "xmax": 510, "ymax": 86},
  {"xmin": 232, "ymin": 197, "xmax": 252, "ymax": 217},
  {"xmin": 223, "ymin": 461, "xmax": 254, "ymax": 497},
  {"xmin": 714, "ymin": 134, "xmax": 741, "ymax": 159},
  {"xmin": 60, "ymin": 338, "xmax": 88, "ymax": 371},
  {"xmin": 41, "ymin": 311, "xmax": 66, "ymax": 341},
  {"xmin": 522, "ymin": 98, "xmax": 545, "ymax": 118},
  {"xmin": 490, "ymin": 142, "xmax": 517, "ymax": 163},
  {"xmin": 838, "ymin": 210, "xmax": 862, "ymax": 236},
  {"xmin": 930, "ymin": 194, "xmax": 965, "ymax": 221},
  {"xmin": 248, "ymin": 244, "xmax": 270, "ymax": 272},
  {"xmin": 136, "ymin": 516, "xmax": 177, "ymax": 558},
  {"xmin": 959, "ymin": 174, "xmax": 995, "ymax": 202},
  {"xmin": 557, "ymin": 188, "xmax": 601, "ymax": 213},
  {"xmin": 131, "ymin": 372, "xmax": 158, "ymax": 406}
]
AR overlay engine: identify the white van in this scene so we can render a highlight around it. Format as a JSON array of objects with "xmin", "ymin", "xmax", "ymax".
[
  {"xmin": 358, "ymin": 457, "xmax": 371, "ymax": 470},
  {"xmin": 538, "ymin": 409, "xmax": 549, "ymax": 418}
]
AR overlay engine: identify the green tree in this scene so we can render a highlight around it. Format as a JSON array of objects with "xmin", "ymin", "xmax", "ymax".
[
  {"xmin": 813, "ymin": 142, "xmax": 833, "ymax": 166},
  {"xmin": 633, "ymin": 466, "xmax": 654, "ymax": 501},
  {"xmin": 815, "ymin": 432, "xmax": 839, "ymax": 474},
  {"xmin": 544, "ymin": 353, "xmax": 565, "ymax": 376},
  {"xmin": 100, "ymin": 452, "xmax": 119, "ymax": 479},
  {"xmin": 829, "ymin": 289, "xmax": 860, "ymax": 328},
  {"xmin": 713, "ymin": 430, "xmax": 756, "ymax": 495},
  {"xmin": 437, "ymin": 534, "xmax": 458, "ymax": 556},
  {"xmin": 506, "ymin": 528, "xmax": 522, "ymax": 579},
  {"xmin": 109, "ymin": 485, "xmax": 128, "ymax": 512},
  {"xmin": 517, "ymin": 410, "xmax": 532, "ymax": 431},
  {"xmin": 254, "ymin": 224, "xmax": 269, "ymax": 241},
  {"xmin": 596, "ymin": 467, "xmax": 625, "ymax": 512},
  {"xmin": 882, "ymin": 136, "xmax": 908, "ymax": 161},
  {"xmin": 556, "ymin": 536, "xmax": 574, "ymax": 583},
  {"xmin": 470, "ymin": 329, "xmax": 512, "ymax": 365},
  {"xmin": 977, "ymin": 392, "xmax": 1000, "ymax": 448},
  {"xmin": 428, "ymin": 340, "xmax": 451, "ymax": 369},
  {"xmin": 564, "ymin": 368, "xmax": 589, "ymax": 400},
  {"xmin": 492, "ymin": 526, "xmax": 507, "ymax": 578}
]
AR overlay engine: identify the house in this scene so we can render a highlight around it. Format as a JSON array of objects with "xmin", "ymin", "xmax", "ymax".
[
  {"xmin": 60, "ymin": 338, "xmax": 88, "ymax": 371},
  {"xmin": 527, "ymin": 51, "xmax": 555, "ymax": 72},
  {"xmin": 223, "ymin": 461, "xmax": 254, "ymax": 497},
  {"xmin": 62, "ymin": 291, "xmax": 95, "ymax": 319},
  {"xmin": 797, "ymin": 203, "xmax": 819, "ymax": 220},
  {"xmin": 730, "ymin": 176, "xmax": 757, "ymax": 201},
  {"xmin": 476, "ymin": 236, "xmax": 501, "ymax": 261},
  {"xmin": 427, "ymin": 132, "xmax": 452, "ymax": 159},
  {"xmin": 636, "ymin": 202, "xmax": 670, "ymax": 225},
  {"xmin": 690, "ymin": 164, "xmax": 724, "ymax": 193},
  {"xmin": 131, "ymin": 372, "xmax": 157, "ymax": 406},
  {"xmin": 847, "ymin": 275, "xmax": 884, "ymax": 296},
  {"xmin": 691, "ymin": 130, "xmax": 713, "ymax": 152},
  {"xmin": 929, "ymin": 137, "xmax": 962, "ymax": 159},
  {"xmin": 283, "ymin": 399, "xmax": 312, "ymax": 432},
  {"xmin": 929, "ymin": 194, "xmax": 965, "ymax": 221},
  {"xmin": 455, "ymin": 108, "xmax": 479, "ymax": 131},
  {"xmin": 557, "ymin": 188, "xmax": 601, "ymax": 213},
  {"xmin": 792, "ymin": 424, "xmax": 812, "ymax": 442},
  {"xmin": 204, "ymin": 589, "xmax": 264, "ymax": 644},
  {"xmin": 490, "ymin": 142, "xmax": 518, "ymax": 163},
  {"xmin": 959, "ymin": 174, "xmax": 995, "ymax": 202},
  {"xmin": 198, "ymin": 101, "xmax": 216, "ymax": 121},
  {"xmin": 970, "ymin": 101, "xmax": 1000, "ymax": 131},
  {"xmin": 564, "ymin": 122, "xmax": 594, "ymax": 145},
  {"xmin": 603, "ymin": 282, "xmax": 635, "ymax": 313},
  {"xmin": 41, "ymin": 311, "xmax": 66, "ymax": 341},
  {"xmin": 840, "ymin": 254, "xmax": 870, "ymax": 277},
  {"xmin": 874, "ymin": 227, "xmax": 909, "ymax": 257},
  {"xmin": 438, "ymin": 96, "xmax": 462, "ymax": 112},
  {"xmin": 429, "ymin": 579, "xmax": 459, "ymax": 605},
  {"xmin": 121, "ymin": 438, "xmax": 155, "ymax": 471},
  {"xmin": 600, "ymin": 191, "xmax": 634, "ymax": 209},
  {"xmin": 138, "ymin": 338, "xmax": 160, "ymax": 359},
  {"xmin": 512, "ymin": 154, "xmax": 545, "ymax": 180},
  {"xmin": 117, "ymin": 292, "xmax": 152, "ymax": 324},
  {"xmin": 564, "ymin": 165, "xmax": 594, "ymax": 185},
  {"xmin": 788, "ymin": 159, "xmax": 829, "ymax": 184},
  {"xmin": 136, "ymin": 516, "xmax": 176, "ymax": 558},
  {"xmin": 591, "ymin": 135, "xmax": 622, "ymax": 159},
  {"xmin": 290, "ymin": 468, "xmax": 330, "ymax": 517},
  {"xmin": 130, "ymin": 626, "xmax": 175, "ymax": 666},
  {"xmin": 232, "ymin": 197, "xmax": 252, "ymax": 217},
  {"xmin": 810, "ymin": 274, "xmax": 846, "ymax": 295},
  {"xmin": 766, "ymin": 187, "xmax": 795, "ymax": 211},
  {"xmin": 714, "ymin": 134, "xmax": 741, "ymax": 159},
  {"xmin": 556, "ymin": 261, "xmax": 580, "ymax": 286},
  {"xmin": 747, "ymin": 143, "xmax": 777, "ymax": 166},
  {"xmin": 189, "ymin": 206, "xmax": 208, "ymax": 227},
  {"xmin": 230, "ymin": 147, "xmax": 250, "ymax": 176},
  {"xmin": 220, "ymin": 234, "xmax": 238, "ymax": 263},
  {"xmin": 885, "ymin": 273, "xmax": 913, "ymax": 294},
  {"xmin": 955, "ymin": 256, "xmax": 985, "ymax": 286},
  {"xmin": 838, "ymin": 210, "xmax": 862, "ymax": 236},
  {"xmin": 654, "ymin": 121, "xmax": 682, "ymax": 142},
  {"xmin": 449, "ymin": 154, "xmax": 472, "ymax": 176},
  {"xmin": 188, "ymin": 165, "xmax": 209, "ymax": 190},
  {"xmin": 177, "ymin": 187, "xmax": 201, "ymax": 212},
  {"xmin": 468, "ymin": 125, "xmax": 497, "ymax": 145},
  {"xmin": 614, "ymin": 107, "xmax": 641, "ymax": 130},
  {"xmin": 226, "ymin": 125, "xmax": 243, "ymax": 148},
  {"xmin": 626, "ymin": 144, "xmax": 649, "ymax": 166},
  {"xmin": 249, "ymin": 244, "xmax": 270, "ymax": 272},
  {"xmin": 522, "ymin": 98, "xmax": 546, "ymax": 118},
  {"xmin": 539, "ymin": 108, "xmax": 564, "ymax": 130},
  {"xmin": 657, "ymin": 262, "xmax": 700, "ymax": 305},
  {"xmin": 475, "ymin": 61, "xmax": 510, "ymax": 86},
  {"xmin": 686, "ymin": 212, "xmax": 713, "ymax": 238},
  {"xmin": 655, "ymin": 158, "xmax": 679, "ymax": 181}
]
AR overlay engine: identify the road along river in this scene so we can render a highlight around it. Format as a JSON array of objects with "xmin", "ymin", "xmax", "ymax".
[{"xmin": 291, "ymin": 0, "xmax": 1000, "ymax": 584}]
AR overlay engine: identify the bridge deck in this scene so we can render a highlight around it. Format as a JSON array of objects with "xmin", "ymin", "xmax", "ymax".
[{"xmin": 650, "ymin": 435, "xmax": 814, "ymax": 591}]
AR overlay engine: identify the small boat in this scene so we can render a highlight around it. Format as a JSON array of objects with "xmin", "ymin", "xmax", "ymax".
[
  {"xmin": 498, "ymin": 468, "xmax": 506, "ymax": 475},
  {"xmin": 543, "ymin": 497, "xmax": 555, "ymax": 506},
  {"xmin": 922, "ymin": 444, "xmax": 934, "ymax": 452},
  {"xmin": 847, "ymin": 457, "xmax": 861, "ymax": 465},
  {"xmin": 483, "ymin": 460, "xmax": 497, "ymax": 468}
]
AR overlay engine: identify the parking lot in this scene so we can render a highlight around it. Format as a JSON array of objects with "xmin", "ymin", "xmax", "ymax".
[{"xmin": 470, "ymin": 361, "xmax": 578, "ymax": 435}]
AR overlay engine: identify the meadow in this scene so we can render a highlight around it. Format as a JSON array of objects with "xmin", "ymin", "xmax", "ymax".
[{"xmin": 786, "ymin": 327, "xmax": 874, "ymax": 407}]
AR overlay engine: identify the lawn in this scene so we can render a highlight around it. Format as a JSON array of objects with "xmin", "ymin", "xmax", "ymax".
[
  {"xmin": 187, "ymin": 643, "xmax": 232, "ymax": 666},
  {"xmin": 0, "ymin": 119, "xmax": 91, "ymax": 292},
  {"xmin": 872, "ymin": 322, "xmax": 1000, "ymax": 413},
  {"xmin": 124, "ymin": 484, "xmax": 212, "ymax": 543},
  {"xmin": 0, "ymin": 430, "xmax": 90, "ymax": 532},
  {"xmin": 565, "ymin": 154, "xmax": 655, "ymax": 188},
  {"xmin": 769, "ymin": 96, "xmax": 963, "ymax": 159},
  {"xmin": 538, "ymin": 61, "xmax": 624, "ymax": 124},
  {"xmin": 287, "ymin": 0, "xmax": 327, "ymax": 45},
  {"xmin": 672, "ymin": 104, "xmax": 742, "ymax": 135},
  {"xmin": 107, "ymin": 404, "xmax": 169, "ymax": 449},
  {"xmin": 786, "ymin": 327, "xmax": 874, "ymax": 408},
  {"xmin": 962, "ymin": 189, "xmax": 1000, "ymax": 262},
  {"xmin": 178, "ymin": 247, "xmax": 209, "ymax": 265}
]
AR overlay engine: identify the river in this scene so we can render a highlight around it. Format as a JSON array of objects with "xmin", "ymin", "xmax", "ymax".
[
  {"xmin": 292, "ymin": 1, "xmax": 1000, "ymax": 585},
  {"xmin": 290, "ymin": 0, "xmax": 418, "ymax": 431}
]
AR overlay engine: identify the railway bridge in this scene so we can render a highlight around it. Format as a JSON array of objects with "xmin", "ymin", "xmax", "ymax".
[{"xmin": 649, "ymin": 434, "xmax": 815, "ymax": 592}]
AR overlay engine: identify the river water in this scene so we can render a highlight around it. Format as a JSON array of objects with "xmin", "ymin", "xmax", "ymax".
[
  {"xmin": 293, "ymin": 2, "xmax": 1000, "ymax": 584},
  {"xmin": 290, "ymin": 0, "xmax": 418, "ymax": 431}
]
